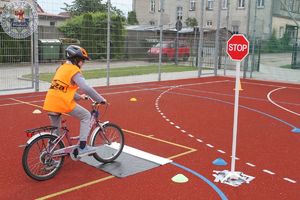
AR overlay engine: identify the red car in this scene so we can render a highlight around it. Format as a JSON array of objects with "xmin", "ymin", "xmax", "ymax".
[{"xmin": 147, "ymin": 41, "xmax": 190, "ymax": 62}]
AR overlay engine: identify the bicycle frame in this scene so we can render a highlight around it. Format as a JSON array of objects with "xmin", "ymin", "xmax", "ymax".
[{"xmin": 25, "ymin": 100, "xmax": 110, "ymax": 158}]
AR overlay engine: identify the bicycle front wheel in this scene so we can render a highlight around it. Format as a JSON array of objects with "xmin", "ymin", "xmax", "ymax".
[
  {"xmin": 91, "ymin": 123, "xmax": 124, "ymax": 163},
  {"xmin": 22, "ymin": 134, "xmax": 65, "ymax": 181}
]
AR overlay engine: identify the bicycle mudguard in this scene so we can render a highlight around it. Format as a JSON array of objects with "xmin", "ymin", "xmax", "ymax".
[
  {"xmin": 25, "ymin": 132, "xmax": 55, "ymax": 145},
  {"xmin": 89, "ymin": 121, "xmax": 109, "ymax": 145},
  {"xmin": 89, "ymin": 127, "xmax": 100, "ymax": 146}
]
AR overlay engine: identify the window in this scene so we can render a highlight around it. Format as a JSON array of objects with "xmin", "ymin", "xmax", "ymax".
[
  {"xmin": 177, "ymin": 6, "xmax": 183, "ymax": 20},
  {"xmin": 190, "ymin": 0, "xmax": 196, "ymax": 11},
  {"xmin": 287, "ymin": 0, "xmax": 294, "ymax": 11},
  {"xmin": 150, "ymin": 0, "xmax": 155, "ymax": 12},
  {"xmin": 149, "ymin": 20, "xmax": 155, "ymax": 25},
  {"xmin": 257, "ymin": 0, "xmax": 264, "ymax": 7},
  {"xmin": 222, "ymin": 0, "xmax": 228, "ymax": 9},
  {"xmin": 237, "ymin": 0, "xmax": 245, "ymax": 8},
  {"xmin": 279, "ymin": 26, "xmax": 285, "ymax": 38},
  {"xmin": 232, "ymin": 25, "xmax": 239, "ymax": 34},
  {"xmin": 207, "ymin": 0, "xmax": 214, "ymax": 10},
  {"xmin": 207, "ymin": 20, "xmax": 212, "ymax": 27},
  {"xmin": 50, "ymin": 21, "xmax": 55, "ymax": 26}
]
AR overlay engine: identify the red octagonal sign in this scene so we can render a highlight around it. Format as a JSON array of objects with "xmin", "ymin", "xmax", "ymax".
[{"xmin": 227, "ymin": 34, "xmax": 249, "ymax": 61}]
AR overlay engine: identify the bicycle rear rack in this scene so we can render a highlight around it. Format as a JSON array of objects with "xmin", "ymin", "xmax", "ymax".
[{"xmin": 25, "ymin": 126, "xmax": 58, "ymax": 134}]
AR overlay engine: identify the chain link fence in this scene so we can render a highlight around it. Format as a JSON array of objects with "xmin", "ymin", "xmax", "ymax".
[{"xmin": 0, "ymin": 0, "xmax": 299, "ymax": 93}]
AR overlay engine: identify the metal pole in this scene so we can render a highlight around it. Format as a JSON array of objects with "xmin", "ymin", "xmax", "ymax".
[
  {"xmin": 213, "ymin": 0, "xmax": 221, "ymax": 76},
  {"xmin": 231, "ymin": 61, "xmax": 241, "ymax": 173},
  {"xmin": 33, "ymin": 0, "xmax": 39, "ymax": 92},
  {"xmin": 243, "ymin": 0, "xmax": 251, "ymax": 79},
  {"xmin": 197, "ymin": 0, "xmax": 204, "ymax": 77},
  {"xmin": 106, "ymin": 0, "xmax": 111, "ymax": 86},
  {"xmin": 31, "ymin": 30, "xmax": 34, "ymax": 89},
  {"xmin": 224, "ymin": 0, "xmax": 230, "ymax": 76},
  {"xmin": 175, "ymin": 30, "xmax": 179, "ymax": 65},
  {"xmin": 250, "ymin": 1, "xmax": 257, "ymax": 78},
  {"xmin": 158, "ymin": 0, "xmax": 164, "ymax": 81}
]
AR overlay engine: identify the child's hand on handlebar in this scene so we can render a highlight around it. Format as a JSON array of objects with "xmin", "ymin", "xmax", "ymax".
[{"xmin": 80, "ymin": 94, "xmax": 89, "ymax": 100}]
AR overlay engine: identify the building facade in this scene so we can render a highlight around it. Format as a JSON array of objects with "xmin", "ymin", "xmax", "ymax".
[{"xmin": 133, "ymin": 0, "xmax": 300, "ymax": 41}]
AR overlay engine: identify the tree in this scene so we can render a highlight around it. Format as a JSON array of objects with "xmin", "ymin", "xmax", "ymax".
[
  {"xmin": 127, "ymin": 11, "xmax": 139, "ymax": 25},
  {"xmin": 63, "ymin": 0, "xmax": 106, "ymax": 15},
  {"xmin": 63, "ymin": 0, "xmax": 123, "ymax": 16},
  {"xmin": 59, "ymin": 12, "xmax": 126, "ymax": 59},
  {"xmin": 185, "ymin": 17, "xmax": 198, "ymax": 27}
]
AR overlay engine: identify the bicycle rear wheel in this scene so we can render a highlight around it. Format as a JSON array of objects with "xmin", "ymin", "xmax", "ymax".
[
  {"xmin": 22, "ymin": 134, "xmax": 65, "ymax": 181},
  {"xmin": 91, "ymin": 123, "xmax": 124, "ymax": 163}
]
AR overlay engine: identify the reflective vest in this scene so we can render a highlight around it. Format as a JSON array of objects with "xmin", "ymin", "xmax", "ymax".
[{"xmin": 43, "ymin": 63, "xmax": 81, "ymax": 113}]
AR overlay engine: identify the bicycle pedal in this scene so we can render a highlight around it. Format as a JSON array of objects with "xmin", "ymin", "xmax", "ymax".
[{"xmin": 70, "ymin": 148, "xmax": 80, "ymax": 161}]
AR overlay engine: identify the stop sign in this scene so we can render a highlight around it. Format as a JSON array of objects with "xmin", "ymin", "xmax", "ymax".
[{"xmin": 226, "ymin": 34, "xmax": 249, "ymax": 61}]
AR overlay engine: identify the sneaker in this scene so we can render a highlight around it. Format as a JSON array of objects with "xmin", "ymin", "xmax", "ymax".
[{"xmin": 78, "ymin": 145, "xmax": 98, "ymax": 157}]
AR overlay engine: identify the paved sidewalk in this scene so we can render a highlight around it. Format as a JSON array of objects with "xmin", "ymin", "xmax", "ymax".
[{"xmin": 1, "ymin": 53, "xmax": 300, "ymax": 95}]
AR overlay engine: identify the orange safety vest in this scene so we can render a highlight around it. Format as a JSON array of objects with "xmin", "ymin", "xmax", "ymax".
[{"xmin": 43, "ymin": 63, "xmax": 81, "ymax": 113}]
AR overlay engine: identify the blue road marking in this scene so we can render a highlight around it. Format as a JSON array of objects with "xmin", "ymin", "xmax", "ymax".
[{"xmin": 172, "ymin": 162, "xmax": 228, "ymax": 200}]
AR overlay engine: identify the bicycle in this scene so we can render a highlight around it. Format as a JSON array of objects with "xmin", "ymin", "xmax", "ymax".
[{"xmin": 22, "ymin": 97, "xmax": 125, "ymax": 181}]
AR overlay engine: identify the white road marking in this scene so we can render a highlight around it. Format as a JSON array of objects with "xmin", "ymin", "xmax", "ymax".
[
  {"xmin": 217, "ymin": 149, "xmax": 226, "ymax": 154},
  {"xmin": 246, "ymin": 162, "xmax": 256, "ymax": 167},
  {"xmin": 263, "ymin": 169, "xmax": 275, "ymax": 175},
  {"xmin": 283, "ymin": 178, "xmax": 296, "ymax": 184}
]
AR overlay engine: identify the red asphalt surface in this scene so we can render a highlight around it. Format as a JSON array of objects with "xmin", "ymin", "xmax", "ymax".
[{"xmin": 0, "ymin": 76, "xmax": 300, "ymax": 200}]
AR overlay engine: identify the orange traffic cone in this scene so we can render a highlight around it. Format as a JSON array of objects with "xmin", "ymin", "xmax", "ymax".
[{"xmin": 234, "ymin": 79, "xmax": 243, "ymax": 91}]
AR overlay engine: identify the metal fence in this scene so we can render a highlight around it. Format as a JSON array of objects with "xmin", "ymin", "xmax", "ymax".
[{"xmin": 0, "ymin": 0, "xmax": 299, "ymax": 93}]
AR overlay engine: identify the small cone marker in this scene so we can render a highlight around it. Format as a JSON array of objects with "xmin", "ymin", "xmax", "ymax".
[
  {"xmin": 171, "ymin": 174, "xmax": 189, "ymax": 183},
  {"xmin": 32, "ymin": 109, "xmax": 42, "ymax": 114},
  {"xmin": 130, "ymin": 97, "xmax": 137, "ymax": 102},
  {"xmin": 212, "ymin": 158, "xmax": 227, "ymax": 166},
  {"xmin": 234, "ymin": 79, "xmax": 243, "ymax": 91}
]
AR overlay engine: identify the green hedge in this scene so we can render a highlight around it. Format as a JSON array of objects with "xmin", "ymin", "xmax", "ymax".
[{"xmin": 59, "ymin": 12, "xmax": 126, "ymax": 60}]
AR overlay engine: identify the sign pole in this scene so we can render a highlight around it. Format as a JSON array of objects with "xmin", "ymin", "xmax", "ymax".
[
  {"xmin": 230, "ymin": 61, "xmax": 241, "ymax": 173},
  {"xmin": 213, "ymin": 34, "xmax": 255, "ymax": 187}
]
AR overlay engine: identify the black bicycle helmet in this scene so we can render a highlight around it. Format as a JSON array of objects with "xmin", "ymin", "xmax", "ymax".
[{"xmin": 65, "ymin": 45, "xmax": 90, "ymax": 61}]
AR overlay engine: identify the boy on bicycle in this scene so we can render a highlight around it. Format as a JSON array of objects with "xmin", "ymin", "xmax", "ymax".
[{"xmin": 43, "ymin": 45, "xmax": 106, "ymax": 157}]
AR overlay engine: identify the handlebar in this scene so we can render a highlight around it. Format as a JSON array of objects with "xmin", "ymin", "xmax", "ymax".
[{"xmin": 84, "ymin": 95, "xmax": 107, "ymax": 106}]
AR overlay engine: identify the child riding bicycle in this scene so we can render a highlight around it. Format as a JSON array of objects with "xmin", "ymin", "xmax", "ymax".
[{"xmin": 43, "ymin": 45, "xmax": 107, "ymax": 157}]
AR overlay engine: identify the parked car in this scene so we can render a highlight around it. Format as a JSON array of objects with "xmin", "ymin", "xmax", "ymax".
[{"xmin": 147, "ymin": 41, "xmax": 190, "ymax": 62}]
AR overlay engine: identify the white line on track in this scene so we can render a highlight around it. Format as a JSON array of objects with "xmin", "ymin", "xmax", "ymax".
[
  {"xmin": 217, "ymin": 150, "xmax": 226, "ymax": 154},
  {"xmin": 283, "ymin": 178, "xmax": 296, "ymax": 184},
  {"xmin": 263, "ymin": 169, "xmax": 275, "ymax": 175},
  {"xmin": 267, "ymin": 87, "xmax": 300, "ymax": 116},
  {"xmin": 196, "ymin": 139, "xmax": 203, "ymax": 143},
  {"xmin": 154, "ymin": 79, "xmax": 298, "ymax": 185},
  {"xmin": 246, "ymin": 162, "xmax": 256, "ymax": 167}
]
